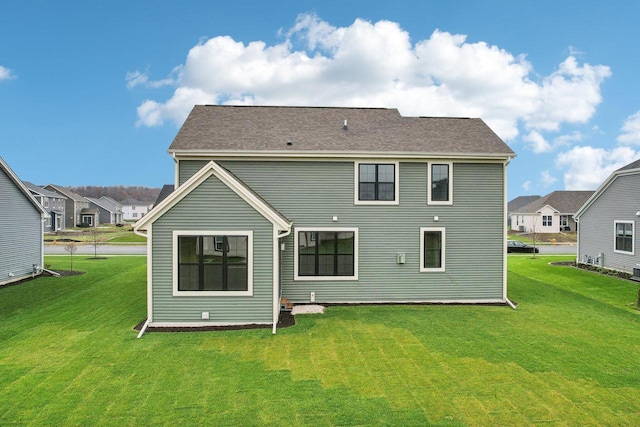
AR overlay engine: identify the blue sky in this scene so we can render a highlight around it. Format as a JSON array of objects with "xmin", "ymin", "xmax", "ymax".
[{"xmin": 1, "ymin": 1, "xmax": 639, "ymax": 199}]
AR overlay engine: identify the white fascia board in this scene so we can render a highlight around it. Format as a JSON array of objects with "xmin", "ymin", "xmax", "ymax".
[
  {"xmin": 134, "ymin": 160, "xmax": 291, "ymax": 232},
  {"xmin": 575, "ymin": 168, "xmax": 640, "ymax": 219},
  {"xmin": 169, "ymin": 150, "xmax": 515, "ymax": 162}
]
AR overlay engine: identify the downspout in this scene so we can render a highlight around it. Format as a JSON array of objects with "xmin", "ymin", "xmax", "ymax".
[
  {"xmin": 272, "ymin": 227, "xmax": 292, "ymax": 334},
  {"xmin": 503, "ymin": 160, "xmax": 516, "ymax": 310}
]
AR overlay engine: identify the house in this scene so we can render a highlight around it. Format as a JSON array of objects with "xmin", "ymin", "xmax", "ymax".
[
  {"xmin": 507, "ymin": 195, "xmax": 540, "ymax": 228},
  {"xmin": 120, "ymin": 196, "xmax": 151, "ymax": 221},
  {"xmin": 133, "ymin": 105, "xmax": 515, "ymax": 332},
  {"xmin": 44, "ymin": 184, "xmax": 96, "ymax": 228},
  {"xmin": 510, "ymin": 190, "xmax": 594, "ymax": 233},
  {"xmin": 0, "ymin": 157, "xmax": 49, "ymax": 286},
  {"xmin": 87, "ymin": 197, "xmax": 123, "ymax": 225},
  {"xmin": 23, "ymin": 182, "xmax": 67, "ymax": 232},
  {"xmin": 574, "ymin": 159, "xmax": 640, "ymax": 277}
]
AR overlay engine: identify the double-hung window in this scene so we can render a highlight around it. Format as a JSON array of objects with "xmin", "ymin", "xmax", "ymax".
[
  {"xmin": 355, "ymin": 162, "xmax": 399, "ymax": 204},
  {"xmin": 542, "ymin": 215, "xmax": 552, "ymax": 227},
  {"xmin": 295, "ymin": 228, "xmax": 358, "ymax": 280},
  {"xmin": 428, "ymin": 162, "xmax": 453, "ymax": 205},
  {"xmin": 174, "ymin": 231, "xmax": 252, "ymax": 296},
  {"xmin": 614, "ymin": 221, "xmax": 634, "ymax": 254},
  {"xmin": 420, "ymin": 227, "xmax": 445, "ymax": 272}
]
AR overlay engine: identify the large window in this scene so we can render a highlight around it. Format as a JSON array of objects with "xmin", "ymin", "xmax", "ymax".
[
  {"xmin": 420, "ymin": 227, "xmax": 445, "ymax": 272},
  {"xmin": 428, "ymin": 163, "xmax": 453, "ymax": 205},
  {"xmin": 173, "ymin": 231, "xmax": 252, "ymax": 296},
  {"xmin": 355, "ymin": 162, "xmax": 399, "ymax": 204},
  {"xmin": 295, "ymin": 228, "xmax": 358, "ymax": 280},
  {"xmin": 614, "ymin": 221, "xmax": 634, "ymax": 254},
  {"xmin": 542, "ymin": 215, "xmax": 552, "ymax": 227}
]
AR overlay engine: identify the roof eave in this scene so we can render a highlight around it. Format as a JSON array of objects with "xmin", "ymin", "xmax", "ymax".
[
  {"xmin": 575, "ymin": 167, "xmax": 640, "ymax": 218},
  {"xmin": 169, "ymin": 149, "xmax": 515, "ymax": 161}
]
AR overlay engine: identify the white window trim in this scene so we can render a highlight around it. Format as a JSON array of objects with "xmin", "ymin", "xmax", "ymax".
[
  {"xmin": 614, "ymin": 220, "xmax": 634, "ymax": 255},
  {"xmin": 354, "ymin": 161, "xmax": 400, "ymax": 205},
  {"xmin": 294, "ymin": 227, "xmax": 359, "ymax": 281},
  {"xmin": 427, "ymin": 162, "xmax": 453, "ymax": 206},
  {"xmin": 172, "ymin": 230, "xmax": 253, "ymax": 296},
  {"xmin": 420, "ymin": 227, "xmax": 446, "ymax": 272}
]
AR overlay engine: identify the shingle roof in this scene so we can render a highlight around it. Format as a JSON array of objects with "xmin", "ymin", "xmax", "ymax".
[
  {"xmin": 616, "ymin": 158, "xmax": 640, "ymax": 172},
  {"xmin": 119, "ymin": 196, "xmax": 146, "ymax": 206},
  {"xmin": 169, "ymin": 105, "xmax": 514, "ymax": 157},
  {"xmin": 154, "ymin": 184, "xmax": 174, "ymax": 206},
  {"xmin": 23, "ymin": 182, "xmax": 66, "ymax": 199},
  {"xmin": 508, "ymin": 195, "xmax": 541, "ymax": 213},
  {"xmin": 513, "ymin": 191, "xmax": 594, "ymax": 214},
  {"xmin": 45, "ymin": 184, "xmax": 89, "ymax": 202}
]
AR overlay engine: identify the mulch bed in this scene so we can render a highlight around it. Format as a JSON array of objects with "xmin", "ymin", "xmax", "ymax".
[
  {"xmin": 133, "ymin": 311, "xmax": 295, "ymax": 333},
  {"xmin": 51, "ymin": 270, "xmax": 86, "ymax": 277}
]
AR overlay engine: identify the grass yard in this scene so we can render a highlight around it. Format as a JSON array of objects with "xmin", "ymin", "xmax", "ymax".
[{"xmin": 1, "ymin": 256, "xmax": 639, "ymax": 425}]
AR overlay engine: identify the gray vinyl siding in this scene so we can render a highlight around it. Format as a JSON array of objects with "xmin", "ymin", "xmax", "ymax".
[
  {"xmin": 578, "ymin": 174, "xmax": 640, "ymax": 273},
  {"xmin": 180, "ymin": 159, "xmax": 505, "ymax": 303},
  {"xmin": 151, "ymin": 174, "xmax": 274, "ymax": 324},
  {"xmin": 0, "ymin": 169, "xmax": 42, "ymax": 284}
]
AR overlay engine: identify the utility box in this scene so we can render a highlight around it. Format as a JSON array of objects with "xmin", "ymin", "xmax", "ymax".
[{"xmin": 396, "ymin": 253, "xmax": 406, "ymax": 264}]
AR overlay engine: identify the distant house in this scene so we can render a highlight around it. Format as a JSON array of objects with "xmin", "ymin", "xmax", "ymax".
[
  {"xmin": 44, "ymin": 184, "xmax": 94, "ymax": 228},
  {"xmin": 507, "ymin": 195, "xmax": 540, "ymax": 228},
  {"xmin": 575, "ymin": 159, "xmax": 640, "ymax": 277},
  {"xmin": 87, "ymin": 197, "xmax": 123, "ymax": 225},
  {"xmin": 511, "ymin": 191, "xmax": 594, "ymax": 233},
  {"xmin": 0, "ymin": 156, "xmax": 48, "ymax": 286},
  {"xmin": 134, "ymin": 105, "xmax": 515, "ymax": 331},
  {"xmin": 24, "ymin": 182, "xmax": 67, "ymax": 232},
  {"xmin": 120, "ymin": 196, "xmax": 152, "ymax": 221}
]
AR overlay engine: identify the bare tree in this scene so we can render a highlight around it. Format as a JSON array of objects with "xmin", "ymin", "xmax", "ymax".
[
  {"xmin": 530, "ymin": 216, "xmax": 540, "ymax": 259},
  {"xmin": 89, "ymin": 228, "xmax": 106, "ymax": 259},
  {"xmin": 64, "ymin": 241, "xmax": 78, "ymax": 271}
]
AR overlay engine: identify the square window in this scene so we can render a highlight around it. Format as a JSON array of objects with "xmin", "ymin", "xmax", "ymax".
[
  {"xmin": 295, "ymin": 228, "xmax": 358, "ymax": 280},
  {"xmin": 355, "ymin": 162, "xmax": 399, "ymax": 204}
]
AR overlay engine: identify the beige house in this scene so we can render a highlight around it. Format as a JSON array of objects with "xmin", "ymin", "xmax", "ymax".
[{"xmin": 511, "ymin": 191, "xmax": 594, "ymax": 233}]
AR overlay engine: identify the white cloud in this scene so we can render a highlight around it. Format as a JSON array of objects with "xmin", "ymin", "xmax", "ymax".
[
  {"xmin": 522, "ymin": 180, "xmax": 531, "ymax": 191},
  {"xmin": 555, "ymin": 145, "xmax": 640, "ymax": 190},
  {"xmin": 126, "ymin": 71, "xmax": 148, "ymax": 89},
  {"xmin": 523, "ymin": 131, "xmax": 551, "ymax": 153},
  {"xmin": 126, "ymin": 68, "xmax": 178, "ymax": 89},
  {"xmin": 617, "ymin": 111, "xmax": 640, "ymax": 145},
  {"xmin": 134, "ymin": 13, "xmax": 611, "ymax": 137},
  {"xmin": 0, "ymin": 65, "xmax": 15, "ymax": 80},
  {"xmin": 540, "ymin": 170, "xmax": 557, "ymax": 186}
]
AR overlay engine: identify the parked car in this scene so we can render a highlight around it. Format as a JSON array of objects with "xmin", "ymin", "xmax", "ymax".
[{"xmin": 507, "ymin": 240, "xmax": 539, "ymax": 253}]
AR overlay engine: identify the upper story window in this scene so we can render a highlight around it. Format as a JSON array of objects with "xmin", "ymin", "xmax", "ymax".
[
  {"xmin": 173, "ymin": 231, "xmax": 253, "ymax": 296},
  {"xmin": 354, "ymin": 162, "xmax": 399, "ymax": 205},
  {"xmin": 428, "ymin": 162, "xmax": 453, "ymax": 205},
  {"xmin": 614, "ymin": 221, "xmax": 634, "ymax": 254},
  {"xmin": 43, "ymin": 197, "xmax": 49, "ymax": 208}
]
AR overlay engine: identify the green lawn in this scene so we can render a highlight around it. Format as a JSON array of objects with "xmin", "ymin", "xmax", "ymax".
[{"xmin": 1, "ymin": 256, "xmax": 639, "ymax": 425}]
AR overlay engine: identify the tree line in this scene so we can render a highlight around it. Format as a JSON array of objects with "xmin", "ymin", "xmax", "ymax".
[{"xmin": 71, "ymin": 185, "xmax": 161, "ymax": 203}]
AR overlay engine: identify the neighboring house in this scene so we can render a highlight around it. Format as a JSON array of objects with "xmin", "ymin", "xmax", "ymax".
[
  {"xmin": 98, "ymin": 196, "xmax": 124, "ymax": 224},
  {"xmin": 23, "ymin": 182, "xmax": 67, "ymax": 232},
  {"xmin": 507, "ymin": 195, "xmax": 540, "ymax": 228},
  {"xmin": 0, "ymin": 157, "xmax": 49, "ymax": 286},
  {"xmin": 134, "ymin": 105, "xmax": 515, "ymax": 332},
  {"xmin": 87, "ymin": 197, "xmax": 123, "ymax": 225},
  {"xmin": 575, "ymin": 159, "xmax": 640, "ymax": 277},
  {"xmin": 154, "ymin": 184, "xmax": 174, "ymax": 206},
  {"xmin": 44, "ymin": 184, "xmax": 94, "ymax": 227},
  {"xmin": 120, "ymin": 196, "xmax": 151, "ymax": 221},
  {"xmin": 511, "ymin": 190, "xmax": 594, "ymax": 233}
]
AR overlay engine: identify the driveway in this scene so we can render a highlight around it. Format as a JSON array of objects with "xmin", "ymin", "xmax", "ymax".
[
  {"xmin": 45, "ymin": 244, "xmax": 146, "ymax": 255},
  {"xmin": 537, "ymin": 244, "xmax": 576, "ymax": 255}
]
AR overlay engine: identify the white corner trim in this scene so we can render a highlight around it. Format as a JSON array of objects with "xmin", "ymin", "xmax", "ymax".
[
  {"xmin": 353, "ymin": 161, "xmax": 400, "ymax": 205},
  {"xmin": 294, "ymin": 227, "xmax": 359, "ymax": 281},
  {"xmin": 420, "ymin": 227, "xmax": 446, "ymax": 272},
  {"xmin": 147, "ymin": 226, "xmax": 153, "ymax": 322},
  {"xmin": 172, "ymin": 230, "xmax": 254, "ymax": 296},
  {"xmin": 427, "ymin": 162, "xmax": 454, "ymax": 206}
]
